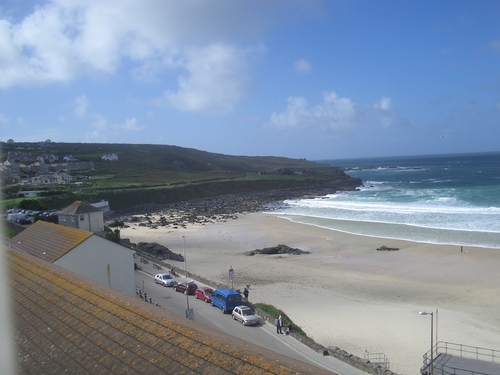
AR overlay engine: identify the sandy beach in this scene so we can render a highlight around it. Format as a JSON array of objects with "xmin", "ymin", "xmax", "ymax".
[{"xmin": 121, "ymin": 212, "xmax": 500, "ymax": 375}]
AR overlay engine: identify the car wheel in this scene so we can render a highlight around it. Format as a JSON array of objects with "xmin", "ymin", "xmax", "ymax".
[
  {"xmin": 222, "ymin": 308, "xmax": 226, "ymax": 314},
  {"xmin": 232, "ymin": 314, "xmax": 236, "ymax": 320},
  {"xmin": 210, "ymin": 301, "xmax": 214, "ymax": 306},
  {"xmin": 242, "ymin": 320, "xmax": 245, "ymax": 325},
  {"xmin": 205, "ymin": 298, "xmax": 209, "ymax": 303}
]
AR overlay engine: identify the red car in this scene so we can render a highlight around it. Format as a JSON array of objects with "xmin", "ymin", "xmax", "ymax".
[
  {"xmin": 173, "ymin": 282, "xmax": 197, "ymax": 295},
  {"xmin": 194, "ymin": 287, "xmax": 214, "ymax": 303}
]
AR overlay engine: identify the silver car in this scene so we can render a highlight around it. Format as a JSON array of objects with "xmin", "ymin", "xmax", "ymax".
[
  {"xmin": 231, "ymin": 306, "xmax": 260, "ymax": 326},
  {"xmin": 154, "ymin": 273, "xmax": 176, "ymax": 287}
]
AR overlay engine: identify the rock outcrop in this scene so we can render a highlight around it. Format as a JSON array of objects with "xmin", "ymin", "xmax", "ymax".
[
  {"xmin": 136, "ymin": 242, "xmax": 185, "ymax": 261},
  {"xmin": 244, "ymin": 244, "xmax": 309, "ymax": 256},
  {"xmin": 376, "ymin": 245, "xmax": 400, "ymax": 251}
]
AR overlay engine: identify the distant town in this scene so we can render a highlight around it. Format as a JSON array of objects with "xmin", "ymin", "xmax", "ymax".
[{"xmin": 1, "ymin": 139, "xmax": 117, "ymax": 187}]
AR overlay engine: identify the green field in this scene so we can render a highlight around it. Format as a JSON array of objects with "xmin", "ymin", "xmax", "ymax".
[{"xmin": 1, "ymin": 142, "xmax": 361, "ymax": 211}]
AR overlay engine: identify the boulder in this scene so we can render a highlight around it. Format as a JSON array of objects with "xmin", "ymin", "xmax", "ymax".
[
  {"xmin": 244, "ymin": 244, "xmax": 309, "ymax": 256},
  {"xmin": 136, "ymin": 242, "xmax": 185, "ymax": 261},
  {"xmin": 376, "ymin": 245, "xmax": 400, "ymax": 251}
]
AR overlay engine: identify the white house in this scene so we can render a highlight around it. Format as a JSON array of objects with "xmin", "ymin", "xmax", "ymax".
[
  {"xmin": 101, "ymin": 153, "xmax": 118, "ymax": 161},
  {"xmin": 57, "ymin": 201, "xmax": 104, "ymax": 232},
  {"xmin": 7, "ymin": 220, "xmax": 136, "ymax": 296}
]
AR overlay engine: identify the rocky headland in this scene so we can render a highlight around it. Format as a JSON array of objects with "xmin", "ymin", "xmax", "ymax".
[{"xmin": 111, "ymin": 185, "xmax": 360, "ymax": 230}]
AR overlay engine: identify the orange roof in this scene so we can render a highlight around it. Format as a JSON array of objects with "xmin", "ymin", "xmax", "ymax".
[
  {"xmin": 8, "ymin": 249, "xmax": 334, "ymax": 375},
  {"xmin": 7, "ymin": 220, "xmax": 93, "ymax": 262}
]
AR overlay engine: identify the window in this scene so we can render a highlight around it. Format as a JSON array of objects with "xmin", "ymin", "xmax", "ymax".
[{"xmin": 80, "ymin": 215, "xmax": 85, "ymax": 221}]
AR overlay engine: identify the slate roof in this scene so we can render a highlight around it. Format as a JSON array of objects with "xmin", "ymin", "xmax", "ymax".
[
  {"xmin": 8, "ymin": 249, "xmax": 333, "ymax": 375},
  {"xmin": 58, "ymin": 200, "xmax": 102, "ymax": 214},
  {"xmin": 7, "ymin": 220, "xmax": 92, "ymax": 263}
]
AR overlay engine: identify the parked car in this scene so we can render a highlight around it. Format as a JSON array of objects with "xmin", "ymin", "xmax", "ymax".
[
  {"xmin": 16, "ymin": 218, "xmax": 32, "ymax": 225},
  {"xmin": 210, "ymin": 288, "xmax": 242, "ymax": 314},
  {"xmin": 194, "ymin": 287, "xmax": 214, "ymax": 303},
  {"xmin": 154, "ymin": 273, "xmax": 176, "ymax": 287},
  {"xmin": 173, "ymin": 282, "xmax": 197, "ymax": 295},
  {"xmin": 232, "ymin": 306, "xmax": 260, "ymax": 326}
]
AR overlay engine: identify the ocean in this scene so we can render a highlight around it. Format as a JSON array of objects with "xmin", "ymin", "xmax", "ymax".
[{"xmin": 267, "ymin": 152, "xmax": 500, "ymax": 249}]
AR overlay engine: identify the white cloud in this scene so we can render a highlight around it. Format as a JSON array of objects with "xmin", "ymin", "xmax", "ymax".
[
  {"xmin": 120, "ymin": 117, "xmax": 145, "ymax": 131},
  {"xmin": 158, "ymin": 43, "xmax": 254, "ymax": 115},
  {"xmin": 84, "ymin": 115, "xmax": 146, "ymax": 142},
  {"xmin": 0, "ymin": 1, "xmax": 318, "ymax": 112},
  {"xmin": 74, "ymin": 95, "xmax": 89, "ymax": 117},
  {"xmin": 292, "ymin": 58, "xmax": 311, "ymax": 74},
  {"xmin": 270, "ymin": 90, "xmax": 406, "ymax": 133},
  {"xmin": 373, "ymin": 96, "xmax": 392, "ymax": 110}
]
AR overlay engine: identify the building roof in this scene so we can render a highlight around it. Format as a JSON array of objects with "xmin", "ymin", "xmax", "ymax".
[
  {"xmin": 58, "ymin": 200, "xmax": 102, "ymax": 215},
  {"xmin": 8, "ymin": 249, "xmax": 331, "ymax": 375},
  {"xmin": 7, "ymin": 220, "xmax": 93, "ymax": 262}
]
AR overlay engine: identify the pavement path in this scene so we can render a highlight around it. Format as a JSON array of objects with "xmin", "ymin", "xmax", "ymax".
[{"xmin": 135, "ymin": 257, "xmax": 371, "ymax": 375}]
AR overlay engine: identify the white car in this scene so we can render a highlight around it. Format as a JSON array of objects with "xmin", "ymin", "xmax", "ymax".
[
  {"xmin": 154, "ymin": 273, "xmax": 176, "ymax": 287},
  {"xmin": 231, "ymin": 306, "xmax": 260, "ymax": 326}
]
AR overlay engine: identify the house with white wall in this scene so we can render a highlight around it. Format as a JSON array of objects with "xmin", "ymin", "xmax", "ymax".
[
  {"xmin": 101, "ymin": 153, "xmax": 118, "ymax": 161},
  {"xmin": 57, "ymin": 201, "xmax": 104, "ymax": 232},
  {"xmin": 7, "ymin": 221, "xmax": 136, "ymax": 296}
]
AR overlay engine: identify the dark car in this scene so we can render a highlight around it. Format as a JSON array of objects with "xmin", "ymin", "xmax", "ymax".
[
  {"xmin": 173, "ymin": 282, "xmax": 197, "ymax": 295},
  {"xmin": 194, "ymin": 287, "xmax": 214, "ymax": 303},
  {"xmin": 16, "ymin": 218, "xmax": 32, "ymax": 225}
]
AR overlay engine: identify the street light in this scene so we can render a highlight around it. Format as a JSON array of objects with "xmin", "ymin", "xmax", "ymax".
[
  {"xmin": 180, "ymin": 235, "xmax": 187, "ymax": 277},
  {"xmin": 179, "ymin": 235, "xmax": 193, "ymax": 319},
  {"xmin": 419, "ymin": 311, "xmax": 434, "ymax": 375}
]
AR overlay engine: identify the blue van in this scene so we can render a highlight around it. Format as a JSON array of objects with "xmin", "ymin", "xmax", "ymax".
[{"xmin": 210, "ymin": 288, "xmax": 242, "ymax": 314}]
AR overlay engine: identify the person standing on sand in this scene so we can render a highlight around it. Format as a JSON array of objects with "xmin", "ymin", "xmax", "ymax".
[{"xmin": 276, "ymin": 315, "xmax": 283, "ymax": 334}]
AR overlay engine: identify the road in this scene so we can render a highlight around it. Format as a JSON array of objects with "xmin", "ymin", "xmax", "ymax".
[{"xmin": 136, "ymin": 269, "xmax": 369, "ymax": 375}]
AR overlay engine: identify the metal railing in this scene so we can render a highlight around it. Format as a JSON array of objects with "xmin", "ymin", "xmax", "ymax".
[
  {"xmin": 422, "ymin": 341, "xmax": 500, "ymax": 375},
  {"xmin": 364, "ymin": 351, "xmax": 390, "ymax": 370},
  {"xmin": 136, "ymin": 286, "xmax": 161, "ymax": 307},
  {"xmin": 438, "ymin": 342, "xmax": 500, "ymax": 364},
  {"xmin": 438, "ymin": 361, "xmax": 492, "ymax": 375}
]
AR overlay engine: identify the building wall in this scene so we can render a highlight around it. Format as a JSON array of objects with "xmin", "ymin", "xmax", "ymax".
[
  {"xmin": 54, "ymin": 236, "xmax": 136, "ymax": 296},
  {"xmin": 58, "ymin": 211, "xmax": 104, "ymax": 232}
]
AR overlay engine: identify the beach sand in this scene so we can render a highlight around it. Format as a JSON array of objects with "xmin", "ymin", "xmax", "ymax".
[{"xmin": 121, "ymin": 212, "xmax": 500, "ymax": 375}]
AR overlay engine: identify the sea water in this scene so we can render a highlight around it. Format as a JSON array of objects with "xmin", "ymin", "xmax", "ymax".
[{"xmin": 267, "ymin": 152, "xmax": 500, "ymax": 248}]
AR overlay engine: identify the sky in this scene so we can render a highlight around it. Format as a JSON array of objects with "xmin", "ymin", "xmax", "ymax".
[{"xmin": 0, "ymin": 0, "xmax": 499, "ymax": 160}]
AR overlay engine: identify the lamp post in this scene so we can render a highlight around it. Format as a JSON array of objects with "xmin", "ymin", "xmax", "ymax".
[
  {"xmin": 419, "ymin": 311, "xmax": 434, "ymax": 375},
  {"xmin": 179, "ymin": 235, "xmax": 193, "ymax": 319},
  {"xmin": 180, "ymin": 235, "xmax": 187, "ymax": 277}
]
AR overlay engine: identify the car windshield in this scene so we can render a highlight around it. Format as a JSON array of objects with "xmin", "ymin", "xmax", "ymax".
[
  {"xmin": 241, "ymin": 309, "xmax": 253, "ymax": 316},
  {"xmin": 205, "ymin": 289, "xmax": 214, "ymax": 295}
]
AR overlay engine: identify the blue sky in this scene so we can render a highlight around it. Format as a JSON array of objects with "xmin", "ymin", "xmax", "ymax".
[{"xmin": 1, "ymin": 1, "xmax": 499, "ymax": 160}]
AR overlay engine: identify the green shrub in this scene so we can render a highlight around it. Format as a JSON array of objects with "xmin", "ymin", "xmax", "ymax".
[{"xmin": 253, "ymin": 303, "xmax": 307, "ymax": 337}]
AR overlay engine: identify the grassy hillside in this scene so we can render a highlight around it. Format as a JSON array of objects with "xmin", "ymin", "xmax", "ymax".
[{"xmin": 1, "ymin": 142, "xmax": 361, "ymax": 211}]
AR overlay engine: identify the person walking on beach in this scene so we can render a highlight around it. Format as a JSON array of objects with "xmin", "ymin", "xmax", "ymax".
[{"xmin": 276, "ymin": 315, "xmax": 283, "ymax": 334}]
